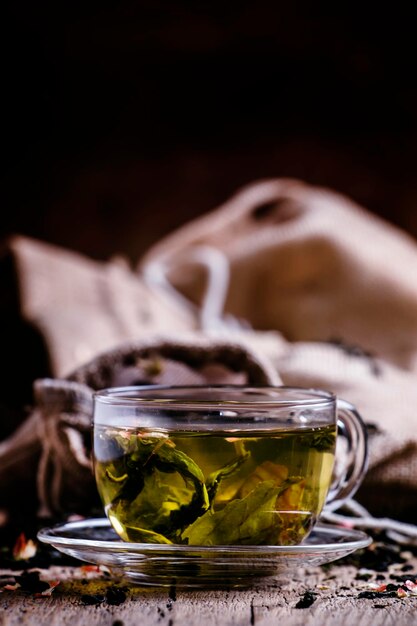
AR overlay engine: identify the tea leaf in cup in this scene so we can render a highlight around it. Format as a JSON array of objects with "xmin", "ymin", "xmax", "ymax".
[
  {"xmin": 305, "ymin": 431, "xmax": 336, "ymax": 452},
  {"xmin": 206, "ymin": 452, "xmax": 250, "ymax": 504},
  {"xmin": 104, "ymin": 436, "xmax": 210, "ymax": 541},
  {"xmin": 182, "ymin": 480, "xmax": 282, "ymax": 545},
  {"xmin": 118, "ymin": 525, "xmax": 173, "ymax": 544}
]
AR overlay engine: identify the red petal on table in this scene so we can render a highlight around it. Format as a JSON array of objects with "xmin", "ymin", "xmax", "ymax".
[
  {"xmin": 81, "ymin": 565, "xmax": 101, "ymax": 572},
  {"xmin": 34, "ymin": 581, "xmax": 60, "ymax": 598},
  {"xmin": 12, "ymin": 533, "xmax": 37, "ymax": 560},
  {"xmin": 368, "ymin": 583, "xmax": 387, "ymax": 592},
  {"xmin": 405, "ymin": 580, "xmax": 417, "ymax": 591}
]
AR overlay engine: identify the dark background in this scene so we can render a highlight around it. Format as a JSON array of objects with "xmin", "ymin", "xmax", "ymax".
[{"xmin": 2, "ymin": 2, "xmax": 417, "ymax": 262}]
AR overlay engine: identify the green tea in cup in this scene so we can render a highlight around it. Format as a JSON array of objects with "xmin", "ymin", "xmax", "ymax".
[{"xmin": 93, "ymin": 386, "xmax": 367, "ymax": 547}]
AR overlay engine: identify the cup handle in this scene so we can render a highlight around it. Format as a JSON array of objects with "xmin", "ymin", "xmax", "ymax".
[{"xmin": 324, "ymin": 398, "xmax": 369, "ymax": 512}]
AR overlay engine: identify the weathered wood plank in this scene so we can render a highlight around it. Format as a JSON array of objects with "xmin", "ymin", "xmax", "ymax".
[{"xmin": 1, "ymin": 562, "xmax": 417, "ymax": 626}]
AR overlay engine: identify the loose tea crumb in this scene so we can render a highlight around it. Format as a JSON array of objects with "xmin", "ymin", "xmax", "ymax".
[
  {"xmin": 295, "ymin": 591, "xmax": 316, "ymax": 608},
  {"xmin": 390, "ymin": 574, "xmax": 417, "ymax": 583},
  {"xmin": 338, "ymin": 543, "xmax": 406, "ymax": 572},
  {"xmin": 14, "ymin": 572, "xmax": 50, "ymax": 594},
  {"xmin": 169, "ymin": 584, "xmax": 177, "ymax": 602},
  {"xmin": 106, "ymin": 587, "xmax": 127, "ymax": 606},
  {"xmin": 80, "ymin": 593, "xmax": 105, "ymax": 605}
]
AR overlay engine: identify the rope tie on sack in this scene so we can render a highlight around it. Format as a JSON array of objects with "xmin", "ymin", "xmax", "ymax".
[
  {"xmin": 34, "ymin": 379, "xmax": 94, "ymax": 516},
  {"xmin": 143, "ymin": 245, "xmax": 250, "ymax": 333},
  {"xmin": 322, "ymin": 499, "xmax": 417, "ymax": 543}
]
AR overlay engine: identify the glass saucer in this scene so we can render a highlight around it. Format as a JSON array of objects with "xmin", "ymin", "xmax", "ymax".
[{"xmin": 38, "ymin": 518, "xmax": 371, "ymax": 589}]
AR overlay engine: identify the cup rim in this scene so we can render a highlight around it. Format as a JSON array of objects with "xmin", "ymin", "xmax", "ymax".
[{"xmin": 94, "ymin": 384, "xmax": 335, "ymax": 411}]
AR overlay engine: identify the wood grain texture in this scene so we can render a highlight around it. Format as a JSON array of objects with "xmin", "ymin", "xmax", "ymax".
[{"xmin": 2, "ymin": 561, "xmax": 417, "ymax": 626}]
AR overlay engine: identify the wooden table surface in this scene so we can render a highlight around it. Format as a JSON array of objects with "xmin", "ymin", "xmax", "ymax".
[{"xmin": 2, "ymin": 555, "xmax": 417, "ymax": 626}]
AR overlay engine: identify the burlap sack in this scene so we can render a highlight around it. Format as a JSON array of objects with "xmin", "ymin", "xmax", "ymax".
[
  {"xmin": 272, "ymin": 340, "xmax": 417, "ymax": 518},
  {"xmin": 2, "ymin": 236, "xmax": 194, "ymax": 377}
]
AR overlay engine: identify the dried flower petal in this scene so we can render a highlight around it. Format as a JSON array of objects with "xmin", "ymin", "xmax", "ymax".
[
  {"xmin": 12, "ymin": 533, "xmax": 37, "ymax": 560},
  {"xmin": 368, "ymin": 583, "xmax": 386, "ymax": 592},
  {"xmin": 3, "ymin": 583, "xmax": 20, "ymax": 591},
  {"xmin": 34, "ymin": 581, "xmax": 60, "ymax": 598},
  {"xmin": 81, "ymin": 565, "xmax": 101, "ymax": 573},
  {"xmin": 405, "ymin": 580, "xmax": 417, "ymax": 595}
]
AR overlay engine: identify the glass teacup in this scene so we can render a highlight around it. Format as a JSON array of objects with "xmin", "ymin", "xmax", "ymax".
[{"xmin": 93, "ymin": 386, "xmax": 367, "ymax": 547}]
